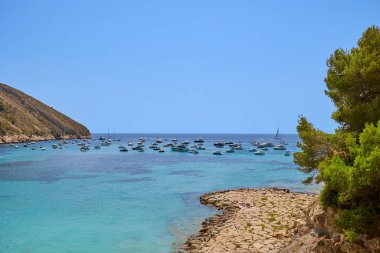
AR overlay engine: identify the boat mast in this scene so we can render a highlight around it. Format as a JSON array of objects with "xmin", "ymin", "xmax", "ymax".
[{"xmin": 274, "ymin": 128, "xmax": 280, "ymax": 139}]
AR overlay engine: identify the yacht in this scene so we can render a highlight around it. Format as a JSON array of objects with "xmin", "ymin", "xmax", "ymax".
[
  {"xmin": 158, "ymin": 149, "xmax": 165, "ymax": 153},
  {"xmin": 213, "ymin": 142, "xmax": 225, "ymax": 148},
  {"xmin": 213, "ymin": 150, "xmax": 224, "ymax": 155},
  {"xmin": 250, "ymin": 140, "xmax": 259, "ymax": 146},
  {"xmin": 189, "ymin": 149, "xmax": 199, "ymax": 154},
  {"xmin": 80, "ymin": 145, "xmax": 90, "ymax": 152},
  {"xmin": 273, "ymin": 145, "xmax": 287, "ymax": 150},
  {"xmin": 258, "ymin": 142, "xmax": 274, "ymax": 148},
  {"xmin": 127, "ymin": 141, "xmax": 133, "ymax": 146},
  {"xmin": 194, "ymin": 138, "xmax": 204, "ymax": 143},
  {"xmin": 156, "ymin": 138, "xmax": 162, "ymax": 143},
  {"xmin": 40, "ymin": 146, "xmax": 46, "ymax": 151},
  {"xmin": 249, "ymin": 148, "xmax": 257, "ymax": 152},
  {"xmin": 254, "ymin": 150, "xmax": 265, "ymax": 155},
  {"xmin": 171, "ymin": 145, "xmax": 189, "ymax": 152},
  {"xmin": 94, "ymin": 145, "xmax": 101, "ymax": 150},
  {"xmin": 226, "ymin": 148, "xmax": 235, "ymax": 153},
  {"xmin": 196, "ymin": 145, "xmax": 206, "ymax": 150},
  {"xmin": 52, "ymin": 144, "xmax": 59, "ymax": 149},
  {"xmin": 119, "ymin": 147, "xmax": 128, "ymax": 152}
]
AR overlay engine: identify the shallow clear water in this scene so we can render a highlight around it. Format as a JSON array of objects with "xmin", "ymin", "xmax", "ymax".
[{"xmin": 0, "ymin": 134, "xmax": 319, "ymax": 253}]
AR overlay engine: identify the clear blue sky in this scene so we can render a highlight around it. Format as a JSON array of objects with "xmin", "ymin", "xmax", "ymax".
[{"xmin": 1, "ymin": 1, "xmax": 379, "ymax": 133}]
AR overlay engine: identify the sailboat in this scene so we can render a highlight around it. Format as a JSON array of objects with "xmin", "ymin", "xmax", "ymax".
[{"xmin": 273, "ymin": 128, "xmax": 281, "ymax": 140}]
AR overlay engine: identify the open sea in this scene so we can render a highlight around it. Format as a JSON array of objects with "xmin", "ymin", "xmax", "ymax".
[{"xmin": 0, "ymin": 133, "xmax": 319, "ymax": 253}]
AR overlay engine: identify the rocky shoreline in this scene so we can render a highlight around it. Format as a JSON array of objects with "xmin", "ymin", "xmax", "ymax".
[
  {"xmin": 179, "ymin": 188, "xmax": 379, "ymax": 253},
  {"xmin": 0, "ymin": 134, "xmax": 91, "ymax": 144},
  {"xmin": 179, "ymin": 188, "xmax": 316, "ymax": 253}
]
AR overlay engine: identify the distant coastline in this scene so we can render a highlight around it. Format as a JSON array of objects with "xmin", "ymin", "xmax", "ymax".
[{"xmin": 0, "ymin": 134, "xmax": 90, "ymax": 144}]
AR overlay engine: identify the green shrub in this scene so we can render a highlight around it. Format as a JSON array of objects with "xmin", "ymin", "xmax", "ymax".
[{"xmin": 295, "ymin": 26, "xmax": 380, "ymax": 240}]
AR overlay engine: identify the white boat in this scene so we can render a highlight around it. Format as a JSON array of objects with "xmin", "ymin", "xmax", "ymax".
[
  {"xmin": 213, "ymin": 150, "xmax": 224, "ymax": 155},
  {"xmin": 80, "ymin": 146, "xmax": 90, "ymax": 152},
  {"xmin": 52, "ymin": 144, "xmax": 59, "ymax": 149},
  {"xmin": 119, "ymin": 147, "xmax": 128, "ymax": 152},
  {"xmin": 258, "ymin": 142, "xmax": 274, "ymax": 148},
  {"xmin": 250, "ymin": 140, "xmax": 259, "ymax": 146},
  {"xmin": 127, "ymin": 141, "xmax": 133, "ymax": 146},
  {"xmin": 194, "ymin": 138, "xmax": 204, "ymax": 143},
  {"xmin": 273, "ymin": 145, "xmax": 287, "ymax": 150},
  {"xmin": 171, "ymin": 145, "xmax": 189, "ymax": 152},
  {"xmin": 254, "ymin": 150, "xmax": 265, "ymax": 155},
  {"xmin": 226, "ymin": 148, "xmax": 235, "ymax": 153},
  {"xmin": 196, "ymin": 145, "xmax": 206, "ymax": 150},
  {"xmin": 189, "ymin": 149, "xmax": 199, "ymax": 154},
  {"xmin": 213, "ymin": 142, "xmax": 225, "ymax": 148},
  {"xmin": 40, "ymin": 146, "xmax": 46, "ymax": 151}
]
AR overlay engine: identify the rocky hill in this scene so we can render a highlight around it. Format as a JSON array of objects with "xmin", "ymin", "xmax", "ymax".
[{"xmin": 0, "ymin": 83, "xmax": 91, "ymax": 143}]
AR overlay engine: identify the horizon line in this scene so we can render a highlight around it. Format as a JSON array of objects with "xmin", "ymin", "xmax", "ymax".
[{"xmin": 90, "ymin": 132, "xmax": 299, "ymax": 135}]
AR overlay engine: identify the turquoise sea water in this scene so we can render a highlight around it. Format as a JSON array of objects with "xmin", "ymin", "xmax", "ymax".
[{"xmin": 0, "ymin": 134, "xmax": 319, "ymax": 253}]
